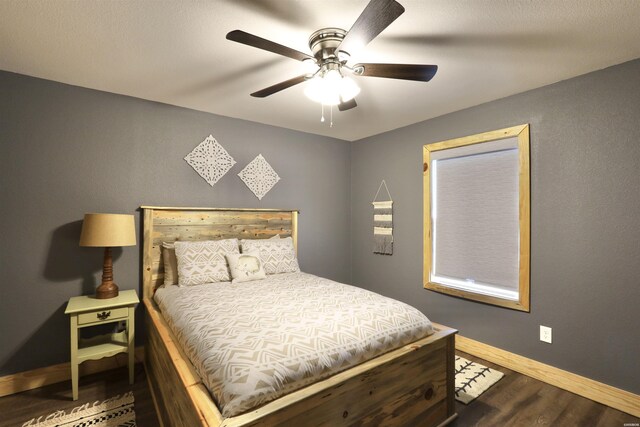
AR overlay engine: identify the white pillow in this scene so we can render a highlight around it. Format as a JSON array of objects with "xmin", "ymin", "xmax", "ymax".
[
  {"xmin": 269, "ymin": 234, "xmax": 281, "ymax": 239},
  {"xmin": 226, "ymin": 252, "xmax": 267, "ymax": 283},
  {"xmin": 174, "ymin": 239, "xmax": 239, "ymax": 286},
  {"xmin": 240, "ymin": 236, "xmax": 299, "ymax": 275}
]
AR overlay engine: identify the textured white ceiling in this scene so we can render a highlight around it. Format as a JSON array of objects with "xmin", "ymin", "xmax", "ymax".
[{"xmin": 1, "ymin": 0, "xmax": 640, "ymax": 141}]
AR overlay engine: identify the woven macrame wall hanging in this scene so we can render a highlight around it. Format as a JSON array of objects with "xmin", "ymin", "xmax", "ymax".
[{"xmin": 372, "ymin": 180, "xmax": 393, "ymax": 255}]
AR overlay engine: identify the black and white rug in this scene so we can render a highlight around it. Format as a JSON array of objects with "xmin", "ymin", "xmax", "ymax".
[
  {"xmin": 22, "ymin": 392, "xmax": 135, "ymax": 427},
  {"xmin": 455, "ymin": 356, "xmax": 504, "ymax": 404}
]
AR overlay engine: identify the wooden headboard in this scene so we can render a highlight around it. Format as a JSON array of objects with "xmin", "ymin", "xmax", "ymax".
[{"xmin": 141, "ymin": 206, "xmax": 299, "ymax": 299}]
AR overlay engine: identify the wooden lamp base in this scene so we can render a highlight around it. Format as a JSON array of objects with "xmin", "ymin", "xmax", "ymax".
[
  {"xmin": 96, "ymin": 281, "xmax": 119, "ymax": 299},
  {"xmin": 96, "ymin": 247, "xmax": 119, "ymax": 299}
]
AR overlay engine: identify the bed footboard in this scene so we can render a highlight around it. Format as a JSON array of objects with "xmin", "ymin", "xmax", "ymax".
[
  {"xmin": 144, "ymin": 297, "xmax": 457, "ymax": 427},
  {"xmin": 229, "ymin": 324, "xmax": 456, "ymax": 427},
  {"xmin": 145, "ymin": 298, "xmax": 223, "ymax": 427}
]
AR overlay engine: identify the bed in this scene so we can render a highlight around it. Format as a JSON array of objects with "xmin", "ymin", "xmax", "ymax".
[{"xmin": 141, "ymin": 206, "xmax": 458, "ymax": 427}]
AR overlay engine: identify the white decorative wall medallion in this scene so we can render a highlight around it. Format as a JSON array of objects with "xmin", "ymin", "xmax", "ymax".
[
  {"xmin": 238, "ymin": 154, "xmax": 281, "ymax": 200},
  {"xmin": 184, "ymin": 135, "xmax": 236, "ymax": 186}
]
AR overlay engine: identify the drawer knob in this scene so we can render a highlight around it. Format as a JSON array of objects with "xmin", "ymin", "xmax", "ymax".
[
  {"xmin": 424, "ymin": 386, "xmax": 434, "ymax": 401},
  {"xmin": 97, "ymin": 311, "xmax": 111, "ymax": 320}
]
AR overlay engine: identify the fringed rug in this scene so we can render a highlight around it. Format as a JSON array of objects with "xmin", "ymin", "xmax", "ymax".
[
  {"xmin": 22, "ymin": 392, "xmax": 135, "ymax": 427},
  {"xmin": 455, "ymin": 356, "xmax": 504, "ymax": 404}
]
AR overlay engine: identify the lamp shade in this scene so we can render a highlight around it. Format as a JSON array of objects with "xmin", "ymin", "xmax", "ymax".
[{"xmin": 79, "ymin": 213, "xmax": 136, "ymax": 247}]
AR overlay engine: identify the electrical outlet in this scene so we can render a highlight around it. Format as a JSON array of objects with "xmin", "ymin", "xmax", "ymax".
[{"xmin": 540, "ymin": 325, "xmax": 552, "ymax": 344}]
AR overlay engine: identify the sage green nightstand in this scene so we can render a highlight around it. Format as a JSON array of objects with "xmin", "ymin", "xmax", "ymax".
[{"xmin": 64, "ymin": 289, "xmax": 139, "ymax": 400}]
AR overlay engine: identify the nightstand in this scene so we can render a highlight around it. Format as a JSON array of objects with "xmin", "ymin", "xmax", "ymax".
[{"xmin": 64, "ymin": 289, "xmax": 139, "ymax": 400}]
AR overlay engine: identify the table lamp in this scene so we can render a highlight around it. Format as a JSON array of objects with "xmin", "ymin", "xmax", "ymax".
[{"xmin": 79, "ymin": 213, "xmax": 136, "ymax": 299}]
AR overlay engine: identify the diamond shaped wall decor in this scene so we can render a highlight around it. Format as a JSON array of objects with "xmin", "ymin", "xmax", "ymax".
[
  {"xmin": 184, "ymin": 135, "xmax": 236, "ymax": 187},
  {"xmin": 238, "ymin": 154, "xmax": 281, "ymax": 200}
]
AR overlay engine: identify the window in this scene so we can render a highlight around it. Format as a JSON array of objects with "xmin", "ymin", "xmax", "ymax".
[{"xmin": 423, "ymin": 124, "xmax": 530, "ymax": 311}]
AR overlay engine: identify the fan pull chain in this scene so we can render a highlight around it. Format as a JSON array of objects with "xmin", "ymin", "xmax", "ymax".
[{"xmin": 319, "ymin": 104, "xmax": 334, "ymax": 128}]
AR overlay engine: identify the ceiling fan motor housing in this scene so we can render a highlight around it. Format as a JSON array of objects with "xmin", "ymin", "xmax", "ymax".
[{"xmin": 308, "ymin": 28, "xmax": 348, "ymax": 62}]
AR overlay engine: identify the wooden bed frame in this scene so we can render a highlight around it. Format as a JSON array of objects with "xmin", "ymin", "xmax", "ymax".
[{"xmin": 141, "ymin": 206, "xmax": 458, "ymax": 427}]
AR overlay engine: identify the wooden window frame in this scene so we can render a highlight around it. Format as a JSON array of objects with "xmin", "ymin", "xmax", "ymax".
[{"xmin": 423, "ymin": 124, "xmax": 531, "ymax": 312}]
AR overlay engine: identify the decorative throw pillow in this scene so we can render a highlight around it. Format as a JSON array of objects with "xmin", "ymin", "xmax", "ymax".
[
  {"xmin": 161, "ymin": 242, "xmax": 178, "ymax": 286},
  {"xmin": 174, "ymin": 239, "xmax": 239, "ymax": 286},
  {"xmin": 240, "ymin": 236, "xmax": 300, "ymax": 275},
  {"xmin": 226, "ymin": 252, "xmax": 267, "ymax": 283}
]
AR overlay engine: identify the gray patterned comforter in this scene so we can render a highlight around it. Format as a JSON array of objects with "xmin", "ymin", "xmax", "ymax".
[{"xmin": 154, "ymin": 272, "xmax": 434, "ymax": 417}]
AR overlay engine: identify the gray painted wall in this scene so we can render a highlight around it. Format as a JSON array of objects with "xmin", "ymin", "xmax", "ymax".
[
  {"xmin": 350, "ymin": 59, "xmax": 640, "ymax": 394},
  {"xmin": 2, "ymin": 58, "xmax": 639, "ymax": 395},
  {"xmin": 0, "ymin": 71, "xmax": 351, "ymax": 376}
]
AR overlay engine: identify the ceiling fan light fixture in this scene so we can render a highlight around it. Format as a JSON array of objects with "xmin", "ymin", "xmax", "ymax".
[
  {"xmin": 304, "ymin": 75, "xmax": 340, "ymax": 105},
  {"xmin": 337, "ymin": 50, "xmax": 351, "ymax": 62},
  {"xmin": 339, "ymin": 75, "xmax": 361, "ymax": 102},
  {"xmin": 301, "ymin": 58, "xmax": 319, "ymax": 75},
  {"xmin": 304, "ymin": 69, "xmax": 360, "ymax": 106}
]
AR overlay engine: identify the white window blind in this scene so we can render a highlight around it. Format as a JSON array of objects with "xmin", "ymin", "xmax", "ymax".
[{"xmin": 430, "ymin": 137, "xmax": 520, "ymax": 300}]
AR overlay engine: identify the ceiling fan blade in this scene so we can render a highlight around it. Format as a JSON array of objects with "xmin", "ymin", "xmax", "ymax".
[
  {"xmin": 338, "ymin": 0, "xmax": 405, "ymax": 56},
  {"xmin": 226, "ymin": 30, "xmax": 313, "ymax": 62},
  {"xmin": 354, "ymin": 63, "xmax": 438, "ymax": 81},
  {"xmin": 338, "ymin": 98, "xmax": 357, "ymax": 111},
  {"xmin": 250, "ymin": 75, "xmax": 308, "ymax": 98}
]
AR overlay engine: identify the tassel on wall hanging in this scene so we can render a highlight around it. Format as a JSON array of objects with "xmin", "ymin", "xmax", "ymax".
[{"xmin": 372, "ymin": 180, "xmax": 393, "ymax": 255}]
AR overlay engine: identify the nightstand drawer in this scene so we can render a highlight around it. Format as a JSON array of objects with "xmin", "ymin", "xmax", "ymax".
[{"xmin": 78, "ymin": 307, "xmax": 128, "ymax": 325}]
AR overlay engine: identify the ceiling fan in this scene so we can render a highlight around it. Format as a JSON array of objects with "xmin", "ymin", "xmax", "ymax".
[{"xmin": 226, "ymin": 0, "xmax": 438, "ymax": 112}]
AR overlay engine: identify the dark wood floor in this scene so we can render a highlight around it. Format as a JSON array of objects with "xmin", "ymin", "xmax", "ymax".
[
  {"xmin": 1, "ymin": 355, "xmax": 637, "ymax": 427},
  {"xmin": 453, "ymin": 351, "xmax": 639, "ymax": 427},
  {"xmin": 0, "ymin": 364, "xmax": 159, "ymax": 427}
]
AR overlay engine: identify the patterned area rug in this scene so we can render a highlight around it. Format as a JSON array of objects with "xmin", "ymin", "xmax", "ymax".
[
  {"xmin": 21, "ymin": 392, "xmax": 135, "ymax": 427},
  {"xmin": 455, "ymin": 356, "xmax": 504, "ymax": 404}
]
